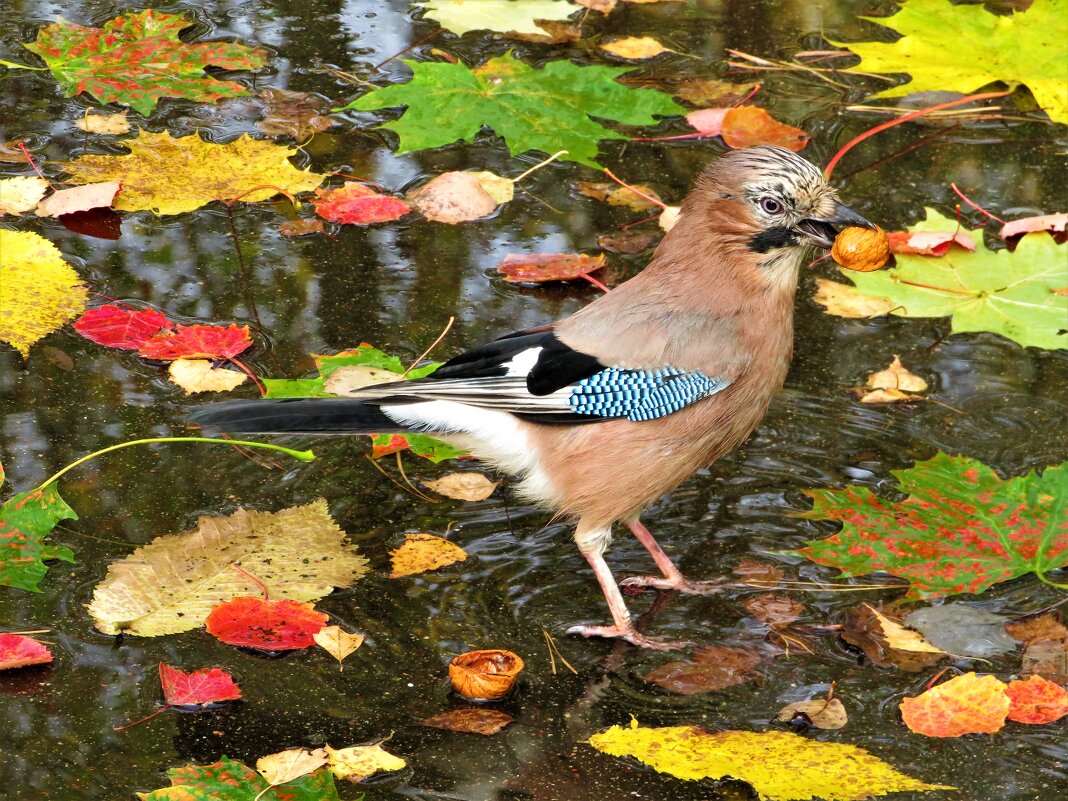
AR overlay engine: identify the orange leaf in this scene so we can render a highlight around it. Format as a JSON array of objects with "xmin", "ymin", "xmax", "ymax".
[
  {"xmin": 497, "ymin": 253, "xmax": 605, "ymax": 283},
  {"xmin": 899, "ymin": 672, "xmax": 1009, "ymax": 737},
  {"xmin": 722, "ymin": 106, "xmax": 808, "ymax": 151},
  {"xmin": 205, "ymin": 596, "xmax": 327, "ymax": 651},
  {"xmin": 1005, "ymin": 675, "xmax": 1068, "ymax": 724}
]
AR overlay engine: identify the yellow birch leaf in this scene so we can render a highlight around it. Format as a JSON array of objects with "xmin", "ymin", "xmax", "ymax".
[
  {"xmin": 256, "ymin": 748, "xmax": 328, "ymax": 787},
  {"xmin": 865, "ymin": 604, "xmax": 946, "ymax": 655},
  {"xmin": 0, "ymin": 229, "xmax": 87, "ymax": 358},
  {"xmin": 60, "ymin": 130, "xmax": 324, "ymax": 216},
  {"xmin": 423, "ymin": 472, "xmax": 498, "ymax": 501},
  {"xmin": 0, "ymin": 176, "xmax": 49, "ymax": 215},
  {"xmin": 589, "ymin": 719, "xmax": 952, "ymax": 800},
  {"xmin": 327, "ymin": 743, "xmax": 406, "ymax": 782},
  {"xmin": 599, "ymin": 37, "xmax": 672, "ymax": 59},
  {"xmin": 469, "ymin": 170, "xmax": 515, "ymax": 204},
  {"xmin": 389, "ymin": 533, "xmax": 468, "ymax": 578},
  {"xmin": 168, "ymin": 359, "xmax": 248, "ymax": 394},
  {"xmin": 313, "ymin": 625, "xmax": 365, "ymax": 669}
]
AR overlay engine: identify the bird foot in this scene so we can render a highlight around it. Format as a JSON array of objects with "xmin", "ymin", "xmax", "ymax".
[
  {"xmin": 620, "ymin": 575, "xmax": 730, "ymax": 596},
  {"xmin": 565, "ymin": 623, "xmax": 693, "ymax": 650}
]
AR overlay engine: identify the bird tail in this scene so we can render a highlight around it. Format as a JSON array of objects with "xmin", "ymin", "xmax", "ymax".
[{"xmin": 189, "ymin": 398, "xmax": 410, "ymax": 435}]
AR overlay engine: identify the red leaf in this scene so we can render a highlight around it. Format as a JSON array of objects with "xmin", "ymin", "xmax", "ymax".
[
  {"xmin": 498, "ymin": 253, "xmax": 606, "ymax": 283},
  {"xmin": 138, "ymin": 323, "xmax": 252, "ymax": 360},
  {"xmin": 313, "ymin": 183, "xmax": 411, "ymax": 225},
  {"xmin": 0, "ymin": 633, "xmax": 53, "ymax": 670},
  {"xmin": 74, "ymin": 305, "xmax": 172, "ymax": 350},
  {"xmin": 159, "ymin": 662, "xmax": 242, "ymax": 706},
  {"xmin": 685, "ymin": 107, "xmax": 729, "ymax": 135},
  {"xmin": 887, "ymin": 230, "xmax": 976, "ymax": 257},
  {"xmin": 205, "ymin": 596, "xmax": 327, "ymax": 651},
  {"xmin": 371, "ymin": 434, "xmax": 411, "ymax": 459},
  {"xmin": 1000, "ymin": 212, "xmax": 1067, "ymax": 241},
  {"xmin": 1005, "ymin": 675, "xmax": 1068, "ymax": 725}
]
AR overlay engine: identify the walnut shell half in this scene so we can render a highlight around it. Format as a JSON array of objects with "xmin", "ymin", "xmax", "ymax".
[
  {"xmin": 832, "ymin": 225, "xmax": 891, "ymax": 272},
  {"xmin": 449, "ymin": 649, "xmax": 525, "ymax": 700}
]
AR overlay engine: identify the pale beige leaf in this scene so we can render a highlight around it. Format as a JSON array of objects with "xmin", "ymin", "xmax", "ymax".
[
  {"xmin": 256, "ymin": 747, "xmax": 328, "ymax": 786},
  {"xmin": 409, "ymin": 171, "xmax": 499, "ymax": 223},
  {"xmin": 327, "ymin": 743, "xmax": 406, "ymax": 782},
  {"xmin": 389, "ymin": 533, "xmax": 467, "ymax": 578},
  {"xmin": 866, "ymin": 604, "xmax": 945, "ymax": 655},
  {"xmin": 866, "ymin": 355, "xmax": 928, "ymax": 393},
  {"xmin": 470, "ymin": 171, "xmax": 515, "ymax": 204},
  {"xmin": 0, "ymin": 176, "xmax": 49, "ymax": 215},
  {"xmin": 323, "ymin": 364, "xmax": 401, "ymax": 396},
  {"xmin": 423, "ymin": 472, "xmax": 498, "ymax": 501},
  {"xmin": 599, "ymin": 36, "xmax": 671, "ymax": 59},
  {"xmin": 659, "ymin": 205, "xmax": 681, "ymax": 231},
  {"xmin": 87, "ymin": 499, "xmax": 369, "ymax": 636},
  {"xmin": 314, "ymin": 625, "xmax": 365, "ymax": 668},
  {"xmin": 36, "ymin": 182, "xmax": 121, "ymax": 217},
  {"xmin": 857, "ymin": 388, "xmax": 923, "ymax": 405},
  {"xmin": 576, "ymin": 0, "xmax": 617, "ymax": 11},
  {"xmin": 168, "ymin": 359, "xmax": 248, "ymax": 394},
  {"xmin": 75, "ymin": 111, "xmax": 131, "ymax": 135},
  {"xmin": 814, "ymin": 278, "xmax": 897, "ymax": 318},
  {"xmin": 776, "ymin": 697, "xmax": 848, "ymax": 730}
]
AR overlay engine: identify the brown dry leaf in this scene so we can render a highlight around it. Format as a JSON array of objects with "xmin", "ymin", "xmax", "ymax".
[
  {"xmin": 423, "ymin": 472, "xmax": 498, "ymax": 501},
  {"xmin": 327, "ymin": 743, "xmax": 406, "ymax": 782},
  {"xmin": 842, "ymin": 604, "xmax": 944, "ymax": 672},
  {"xmin": 167, "ymin": 359, "xmax": 247, "ymax": 394},
  {"xmin": 498, "ymin": 252, "xmax": 605, "ymax": 283},
  {"xmin": 36, "ymin": 182, "xmax": 121, "ymax": 218},
  {"xmin": 421, "ymin": 707, "xmax": 515, "ymax": 735},
  {"xmin": 599, "ymin": 37, "xmax": 672, "ymax": 59},
  {"xmin": 313, "ymin": 625, "xmax": 365, "ymax": 669},
  {"xmin": 256, "ymin": 87, "xmax": 336, "ymax": 140},
  {"xmin": 732, "ymin": 557, "xmax": 785, "ymax": 586},
  {"xmin": 389, "ymin": 533, "xmax": 468, "ymax": 578},
  {"xmin": 1007, "ymin": 613, "xmax": 1068, "ymax": 684},
  {"xmin": 721, "ymin": 106, "xmax": 808, "ymax": 151},
  {"xmin": 853, "ymin": 355, "xmax": 928, "ymax": 404},
  {"xmin": 597, "ymin": 230, "xmax": 661, "ymax": 254},
  {"xmin": 0, "ymin": 176, "xmax": 49, "ymax": 215},
  {"xmin": 0, "ymin": 142, "xmax": 30, "ymax": 163},
  {"xmin": 776, "ymin": 697, "xmax": 848, "ymax": 730},
  {"xmin": 256, "ymin": 747, "xmax": 328, "ymax": 787},
  {"xmin": 742, "ymin": 594, "xmax": 805, "ymax": 628},
  {"xmin": 410, "ymin": 171, "xmax": 501, "ymax": 223},
  {"xmin": 643, "ymin": 646, "xmax": 762, "ymax": 695},
  {"xmin": 278, "ymin": 218, "xmax": 324, "ymax": 237},
  {"xmin": 814, "ymin": 278, "xmax": 897, "ymax": 318},
  {"xmin": 323, "ymin": 364, "xmax": 401, "ymax": 396},
  {"xmin": 75, "ymin": 111, "xmax": 130, "ymax": 135},
  {"xmin": 575, "ymin": 180, "xmax": 663, "ymax": 212},
  {"xmin": 671, "ymin": 78, "xmax": 758, "ymax": 107},
  {"xmin": 507, "ymin": 21, "xmax": 583, "ymax": 44}
]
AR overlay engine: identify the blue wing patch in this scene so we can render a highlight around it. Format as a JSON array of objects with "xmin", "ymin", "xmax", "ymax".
[{"xmin": 568, "ymin": 367, "xmax": 728, "ymax": 421}]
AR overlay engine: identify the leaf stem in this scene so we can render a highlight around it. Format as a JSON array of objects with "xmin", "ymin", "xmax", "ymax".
[
  {"xmin": 512, "ymin": 150, "xmax": 568, "ymax": 183},
  {"xmin": 35, "ymin": 437, "xmax": 315, "ymax": 491}
]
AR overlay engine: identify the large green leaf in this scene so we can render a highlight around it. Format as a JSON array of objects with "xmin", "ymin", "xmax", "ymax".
[
  {"xmin": 415, "ymin": 0, "xmax": 576, "ymax": 35},
  {"xmin": 0, "ymin": 486, "xmax": 77, "ymax": 592},
  {"xmin": 137, "ymin": 756, "xmax": 339, "ymax": 801},
  {"xmin": 833, "ymin": 0, "xmax": 1067, "ymax": 125},
  {"xmin": 795, "ymin": 453, "xmax": 1068, "ymax": 600},
  {"xmin": 23, "ymin": 10, "xmax": 266, "ymax": 115},
  {"xmin": 836, "ymin": 209, "xmax": 1067, "ymax": 350},
  {"xmin": 338, "ymin": 53, "xmax": 685, "ymax": 167}
]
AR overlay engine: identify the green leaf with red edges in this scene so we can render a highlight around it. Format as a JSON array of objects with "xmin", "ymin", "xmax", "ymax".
[
  {"xmin": 23, "ymin": 10, "xmax": 266, "ymax": 116},
  {"xmin": 371, "ymin": 433, "xmax": 469, "ymax": 463},
  {"xmin": 794, "ymin": 453, "xmax": 1068, "ymax": 600},
  {"xmin": 0, "ymin": 486, "xmax": 77, "ymax": 592},
  {"xmin": 136, "ymin": 755, "xmax": 339, "ymax": 801}
]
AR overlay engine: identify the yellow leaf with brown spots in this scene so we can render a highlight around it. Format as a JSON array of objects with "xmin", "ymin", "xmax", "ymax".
[
  {"xmin": 327, "ymin": 743, "xmax": 406, "ymax": 782},
  {"xmin": 388, "ymin": 533, "xmax": 467, "ymax": 578}
]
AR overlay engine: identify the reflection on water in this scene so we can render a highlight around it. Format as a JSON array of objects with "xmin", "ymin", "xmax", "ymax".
[{"xmin": 1, "ymin": 1, "xmax": 1066, "ymax": 799}]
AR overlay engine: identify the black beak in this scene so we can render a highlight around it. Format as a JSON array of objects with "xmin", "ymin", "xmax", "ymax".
[{"xmin": 795, "ymin": 202, "xmax": 876, "ymax": 249}]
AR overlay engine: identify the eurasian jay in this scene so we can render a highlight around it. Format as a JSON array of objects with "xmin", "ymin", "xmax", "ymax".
[{"xmin": 193, "ymin": 145, "xmax": 876, "ymax": 649}]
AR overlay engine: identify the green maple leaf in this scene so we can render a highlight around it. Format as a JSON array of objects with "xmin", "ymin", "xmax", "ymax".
[
  {"xmin": 833, "ymin": 0, "xmax": 1067, "ymax": 125},
  {"xmin": 795, "ymin": 453, "xmax": 1068, "ymax": 600},
  {"xmin": 0, "ymin": 486, "xmax": 77, "ymax": 592},
  {"xmin": 137, "ymin": 756, "xmax": 338, "ymax": 801},
  {"xmin": 337, "ymin": 53, "xmax": 685, "ymax": 167},
  {"xmin": 23, "ymin": 9, "xmax": 266, "ymax": 116},
  {"xmin": 415, "ymin": 0, "xmax": 577, "ymax": 36},
  {"xmin": 838, "ymin": 209, "xmax": 1067, "ymax": 350}
]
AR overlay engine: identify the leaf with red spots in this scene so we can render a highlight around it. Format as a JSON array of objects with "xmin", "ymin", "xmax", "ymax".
[
  {"xmin": 23, "ymin": 10, "xmax": 266, "ymax": 116},
  {"xmin": 312, "ymin": 183, "xmax": 411, "ymax": 225},
  {"xmin": 205, "ymin": 596, "xmax": 327, "ymax": 651},
  {"xmin": 900, "ymin": 672, "xmax": 1009, "ymax": 737},
  {"xmin": 138, "ymin": 324, "xmax": 252, "ymax": 361},
  {"xmin": 0, "ymin": 634, "xmax": 53, "ymax": 670},
  {"xmin": 73, "ymin": 305, "xmax": 172, "ymax": 350},
  {"xmin": 1005, "ymin": 674, "xmax": 1068, "ymax": 724},
  {"xmin": 137, "ymin": 755, "xmax": 340, "ymax": 801},
  {"xmin": 160, "ymin": 662, "xmax": 242, "ymax": 706},
  {"xmin": 795, "ymin": 453, "xmax": 1068, "ymax": 600},
  {"xmin": 0, "ymin": 486, "xmax": 77, "ymax": 592},
  {"xmin": 498, "ymin": 253, "xmax": 606, "ymax": 283}
]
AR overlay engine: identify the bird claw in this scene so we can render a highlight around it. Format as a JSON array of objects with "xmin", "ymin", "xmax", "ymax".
[
  {"xmin": 619, "ymin": 575, "xmax": 730, "ymax": 596},
  {"xmin": 565, "ymin": 623, "xmax": 694, "ymax": 650}
]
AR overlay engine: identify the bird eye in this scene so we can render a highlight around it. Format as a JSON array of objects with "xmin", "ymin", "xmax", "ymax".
[{"xmin": 760, "ymin": 196, "xmax": 783, "ymax": 214}]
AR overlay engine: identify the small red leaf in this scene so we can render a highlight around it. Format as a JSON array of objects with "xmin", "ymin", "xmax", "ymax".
[
  {"xmin": 498, "ymin": 253, "xmax": 605, "ymax": 283},
  {"xmin": 1005, "ymin": 675, "xmax": 1068, "ymax": 724},
  {"xmin": 74, "ymin": 305, "xmax": 172, "ymax": 350},
  {"xmin": 313, "ymin": 183, "xmax": 411, "ymax": 225},
  {"xmin": 159, "ymin": 662, "xmax": 242, "ymax": 706},
  {"xmin": 887, "ymin": 230, "xmax": 976, "ymax": 257},
  {"xmin": 1000, "ymin": 212, "xmax": 1067, "ymax": 241},
  {"xmin": 205, "ymin": 596, "xmax": 327, "ymax": 651},
  {"xmin": 0, "ymin": 633, "xmax": 53, "ymax": 670},
  {"xmin": 685, "ymin": 107, "xmax": 729, "ymax": 135},
  {"xmin": 138, "ymin": 323, "xmax": 252, "ymax": 360}
]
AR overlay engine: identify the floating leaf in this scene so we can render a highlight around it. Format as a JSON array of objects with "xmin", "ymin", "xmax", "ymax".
[
  {"xmin": 795, "ymin": 453, "xmax": 1068, "ymax": 600},
  {"xmin": 420, "ymin": 707, "xmax": 515, "ymax": 735},
  {"xmin": 597, "ymin": 230, "xmax": 661, "ymax": 254},
  {"xmin": 589, "ymin": 720, "xmax": 951, "ymax": 799},
  {"xmin": 409, "ymin": 171, "xmax": 502, "ymax": 223},
  {"xmin": 776, "ymin": 698, "xmax": 848, "ymax": 730},
  {"xmin": 313, "ymin": 625, "xmax": 365, "ymax": 669},
  {"xmin": 23, "ymin": 10, "xmax": 266, "ymax": 115},
  {"xmin": 841, "ymin": 604, "xmax": 944, "ymax": 673},
  {"xmin": 1007, "ymin": 613, "xmax": 1068, "ymax": 684},
  {"xmin": 60, "ymin": 131, "xmax": 324, "ymax": 216},
  {"xmin": 414, "ymin": 0, "xmax": 577, "ymax": 36},
  {"xmin": 278, "ymin": 218, "xmax": 325, "ymax": 237},
  {"xmin": 0, "ymin": 486, "xmax": 77, "ymax": 592},
  {"xmin": 36, "ymin": 182, "xmax": 120, "ymax": 218},
  {"xmin": 832, "ymin": 0, "xmax": 1067, "ymax": 125},
  {"xmin": 0, "ymin": 176, "xmax": 49, "ymax": 215},
  {"xmin": 900, "ymin": 672, "xmax": 1009, "ymax": 737},
  {"xmin": 327, "ymin": 743, "xmax": 406, "ymax": 782},
  {"xmin": 498, "ymin": 252, "xmax": 606, "ymax": 283},
  {"xmin": 257, "ymin": 748, "xmax": 328, "ymax": 787},
  {"xmin": 904, "ymin": 605, "xmax": 1018, "ymax": 658},
  {"xmin": 256, "ymin": 87, "xmax": 336, "ymax": 140},
  {"xmin": 389, "ymin": 533, "xmax": 468, "ymax": 578},
  {"xmin": 853, "ymin": 355, "xmax": 927, "ymax": 404},
  {"xmin": 75, "ymin": 111, "xmax": 130, "ymax": 135},
  {"xmin": 423, "ymin": 472, "xmax": 498, "ymax": 501},
  {"xmin": 600, "ymin": 37, "xmax": 671, "ymax": 59},
  {"xmin": 313, "ymin": 182, "xmax": 411, "ymax": 224},
  {"xmin": 206, "ymin": 596, "xmax": 327, "ymax": 651},
  {"xmin": 813, "ymin": 277, "xmax": 897, "ymax": 319},
  {"xmin": 643, "ymin": 646, "xmax": 761, "ymax": 695},
  {"xmin": 168, "ymin": 359, "xmax": 248, "ymax": 394},
  {"xmin": 686, "ymin": 106, "xmax": 808, "ymax": 151},
  {"xmin": 139, "ymin": 324, "xmax": 253, "ymax": 361},
  {"xmin": 160, "ymin": 663, "xmax": 242, "ymax": 706},
  {"xmin": 88, "ymin": 499, "xmax": 368, "ymax": 636},
  {"xmin": 73, "ymin": 305, "xmax": 172, "ymax": 350},
  {"xmin": 1005, "ymin": 675, "xmax": 1068, "ymax": 724},
  {"xmin": 863, "ymin": 604, "xmax": 946, "ymax": 656},
  {"xmin": 1001, "ymin": 212, "xmax": 1067, "ymax": 241},
  {"xmin": 575, "ymin": 180, "xmax": 663, "ymax": 212},
  {"xmin": 887, "ymin": 209, "xmax": 976, "ymax": 256},
  {"xmin": 0, "ymin": 633, "xmax": 54, "ymax": 670},
  {"xmin": 137, "ymin": 756, "xmax": 339, "ymax": 801},
  {"xmin": 341, "ymin": 53, "xmax": 684, "ymax": 167},
  {"xmin": 0, "ymin": 229, "xmax": 87, "ymax": 358}
]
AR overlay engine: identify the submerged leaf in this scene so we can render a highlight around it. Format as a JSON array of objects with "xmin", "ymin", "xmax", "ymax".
[
  {"xmin": 327, "ymin": 743, "xmax": 406, "ymax": 782},
  {"xmin": 389, "ymin": 533, "xmax": 468, "ymax": 578},
  {"xmin": 256, "ymin": 87, "xmax": 336, "ymax": 140},
  {"xmin": 776, "ymin": 697, "xmax": 848, "ymax": 730},
  {"xmin": 643, "ymin": 646, "xmax": 761, "ymax": 695},
  {"xmin": 420, "ymin": 707, "xmax": 514, "ymax": 735}
]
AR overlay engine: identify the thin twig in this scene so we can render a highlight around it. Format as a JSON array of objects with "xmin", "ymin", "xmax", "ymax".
[
  {"xmin": 403, "ymin": 317, "xmax": 454, "ymax": 377},
  {"xmin": 949, "ymin": 183, "xmax": 1007, "ymax": 224}
]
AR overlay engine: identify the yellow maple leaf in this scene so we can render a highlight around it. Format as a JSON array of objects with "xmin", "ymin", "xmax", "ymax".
[
  {"xmin": 388, "ymin": 533, "xmax": 467, "ymax": 578},
  {"xmin": 589, "ymin": 719, "xmax": 953, "ymax": 800},
  {"xmin": 60, "ymin": 131, "xmax": 325, "ymax": 216},
  {"xmin": 326, "ymin": 743, "xmax": 406, "ymax": 782},
  {"xmin": 0, "ymin": 229, "xmax": 87, "ymax": 358}
]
